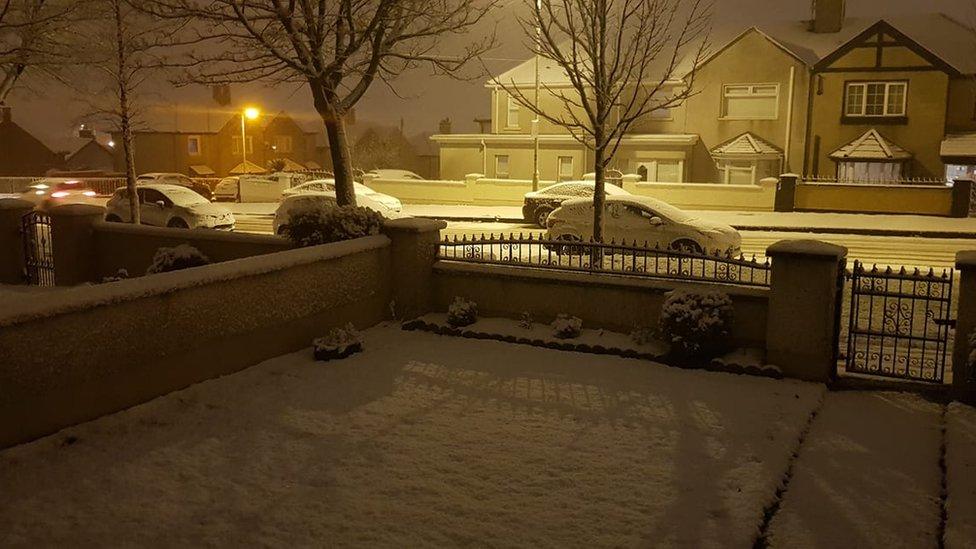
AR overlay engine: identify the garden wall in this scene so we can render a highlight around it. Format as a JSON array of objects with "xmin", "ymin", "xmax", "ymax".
[
  {"xmin": 0, "ymin": 237, "xmax": 393, "ymax": 448},
  {"xmin": 431, "ymin": 261, "xmax": 769, "ymax": 347},
  {"xmin": 621, "ymin": 178, "xmax": 777, "ymax": 212}
]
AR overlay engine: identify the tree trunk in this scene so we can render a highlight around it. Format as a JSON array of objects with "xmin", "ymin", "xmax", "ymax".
[
  {"xmin": 0, "ymin": 65, "xmax": 26, "ymax": 105},
  {"xmin": 114, "ymin": 0, "xmax": 139, "ymax": 224},
  {"xmin": 310, "ymin": 82, "xmax": 357, "ymax": 207},
  {"xmin": 592, "ymin": 139, "xmax": 606, "ymax": 243}
]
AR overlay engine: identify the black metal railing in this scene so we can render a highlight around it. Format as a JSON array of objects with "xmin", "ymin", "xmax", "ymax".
[
  {"xmin": 845, "ymin": 260, "xmax": 954, "ymax": 383},
  {"xmin": 437, "ymin": 233, "xmax": 771, "ymax": 287},
  {"xmin": 22, "ymin": 211, "xmax": 55, "ymax": 286}
]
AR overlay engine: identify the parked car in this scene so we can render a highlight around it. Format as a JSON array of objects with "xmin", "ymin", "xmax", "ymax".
[
  {"xmin": 282, "ymin": 179, "xmax": 402, "ymax": 212},
  {"xmin": 522, "ymin": 181, "xmax": 630, "ymax": 227},
  {"xmin": 272, "ymin": 191, "xmax": 401, "ymax": 235},
  {"xmin": 105, "ymin": 184, "xmax": 235, "ymax": 230},
  {"xmin": 545, "ymin": 195, "xmax": 741, "ymax": 257},
  {"xmin": 366, "ymin": 169, "xmax": 425, "ymax": 180},
  {"xmin": 212, "ymin": 175, "xmax": 280, "ymax": 202},
  {"xmin": 20, "ymin": 178, "xmax": 98, "ymax": 210},
  {"xmin": 137, "ymin": 172, "xmax": 214, "ymax": 201}
]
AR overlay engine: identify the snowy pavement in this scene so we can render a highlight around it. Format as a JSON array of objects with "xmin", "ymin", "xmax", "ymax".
[
  {"xmin": 0, "ymin": 325, "xmax": 823, "ymax": 547},
  {"xmin": 946, "ymin": 403, "xmax": 976, "ymax": 549}
]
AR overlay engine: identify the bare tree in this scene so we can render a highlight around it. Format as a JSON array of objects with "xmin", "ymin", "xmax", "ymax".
[
  {"xmin": 142, "ymin": 0, "xmax": 496, "ymax": 206},
  {"xmin": 496, "ymin": 0, "xmax": 711, "ymax": 242},
  {"xmin": 0, "ymin": 0, "xmax": 80, "ymax": 104}
]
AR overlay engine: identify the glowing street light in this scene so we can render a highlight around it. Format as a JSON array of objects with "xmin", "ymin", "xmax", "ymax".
[{"xmin": 238, "ymin": 106, "xmax": 261, "ymax": 201}]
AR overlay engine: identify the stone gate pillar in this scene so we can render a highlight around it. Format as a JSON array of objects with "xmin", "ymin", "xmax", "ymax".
[{"xmin": 0, "ymin": 198, "xmax": 34, "ymax": 284}]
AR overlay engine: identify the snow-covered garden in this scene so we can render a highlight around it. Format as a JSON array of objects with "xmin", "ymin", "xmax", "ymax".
[{"xmin": 1, "ymin": 325, "xmax": 971, "ymax": 547}]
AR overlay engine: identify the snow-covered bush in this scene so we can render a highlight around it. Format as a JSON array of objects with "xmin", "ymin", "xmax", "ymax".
[
  {"xmin": 518, "ymin": 311, "xmax": 534, "ymax": 330},
  {"xmin": 145, "ymin": 244, "xmax": 210, "ymax": 275},
  {"xmin": 551, "ymin": 314, "xmax": 582, "ymax": 339},
  {"xmin": 659, "ymin": 289, "xmax": 734, "ymax": 362},
  {"xmin": 313, "ymin": 323, "xmax": 364, "ymax": 361},
  {"xmin": 447, "ymin": 296, "xmax": 478, "ymax": 327},
  {"xmin": 286, "ymin": 203, "xmax": 384, "ymax": 247},
  {"xmin": 101, "ymin": 268, "xmax": 129, "ymax": 283},
  {"xmin": 630, "ymin": 324, "xmax": 656, "ymax": 345}
]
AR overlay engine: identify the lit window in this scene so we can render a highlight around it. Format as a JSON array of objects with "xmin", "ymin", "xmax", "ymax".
[
  {"xmin": 506, "ymin": 95, "xmax": 520, "ymax": 128},
  {"xmin": 232, "ymin": 136, "xmax": 253, "ymax": 155},
  {"xmin": 838, "ymin": 161, "xmax": 903, "ymax": 183},
  {"xmin": 722, "ymin": 84, "xmax": 779, "ymax": 120},
  {"xmin": 557, "ymin": 156, "xmax": 574, "ymax": 181},
  {"xmin": 187, "ymin": 136, "xmax": 201, "ymax": 156},
  {"xmin": 845, "ymin": 82, "xmax": 907, "ymax": 117},
  {"xmin": 636, "ymin": 159, "xmax": 683, "ymax": 183},
  {"xmin": 495, "ymin": 155, "xmax": 510, "ymax": 178}
]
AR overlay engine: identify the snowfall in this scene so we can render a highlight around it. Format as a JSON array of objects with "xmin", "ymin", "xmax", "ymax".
[{"xmin": 1, "ymin": 325, "xmax": 974, "ymax": 548}]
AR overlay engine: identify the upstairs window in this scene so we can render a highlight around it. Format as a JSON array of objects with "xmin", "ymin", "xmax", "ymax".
[
  {"xmin": 722, "ymin": 84, "xmax": 778, "ymax": 120},
  {"xmin": 845, "ymin": 82, "xmax": 907, "ymax": 117},
  {"xmin": 506, "ymin": 95, "xmax": 520, "ymax": 128},
  {"xmin": 274, "ymin": 135, "xmax": 293, "ymax": 153},
  {"xmin": 187, "ymin": 135, "xmax": 201, "ymax": 156}
]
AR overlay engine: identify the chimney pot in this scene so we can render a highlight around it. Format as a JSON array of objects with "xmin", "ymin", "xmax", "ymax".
[
  {"xmin": 439, "ymin": 117, "xmax": 452, "ymax": 134},
  {"xmin": 811, "ymin": 0, "xmax": 845, "ymax": 34}
]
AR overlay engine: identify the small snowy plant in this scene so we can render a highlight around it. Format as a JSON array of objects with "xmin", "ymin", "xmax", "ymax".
[
  {"xmin": 551, "ymin": 314, "xmax": 583, "ymax": 339},
  {"xmin": 286, "ymin": 203, "xmax": 385, "ymax": 247},
  {"xmin": 518, "ymin": 311, "xmax": 534, "ymax": 330},
  {"xmin": 145, "ymin": 244, "xmax": 210, "ymax": 275},
  {"xmin": 659, "ymin": 289, "xmax": 734, "ymax": 362},
  {"xmin": 101, "ymin": 268, "xmax": 129, "ymax": 283},
  {"xmin": 447, "ymin": 296, "xmax": 478, "ymax": 327},
  {"xmin": 630, "ymin": 324, "xmax": 656, "ymax": 345},
  {"xmin": 313, "ymin": 323, "xmax": 364, "ymax": 361}
]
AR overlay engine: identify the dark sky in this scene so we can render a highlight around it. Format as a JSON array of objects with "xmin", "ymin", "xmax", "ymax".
[{"xmin": 9, "ymin": 0, "xmax": 973, "ymax": 151}]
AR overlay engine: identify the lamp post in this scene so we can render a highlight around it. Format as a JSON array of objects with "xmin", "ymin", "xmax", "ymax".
[
  {"xmin": 238, "ymin": 106, "xmax": 260, "ymax": 202},
  {"xmin": 531, "ymin": 0, "xmax": 541, "ymax": 192}
]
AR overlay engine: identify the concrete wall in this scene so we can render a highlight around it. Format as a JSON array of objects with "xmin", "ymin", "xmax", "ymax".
[
  {"xmin": 621, "ymin": 177, "xmax": 777, "ymax": 212},
  {"xmin": 0, "ymin": 237, "xmax": 393, "ymax": 448},
  {"xmin": 366, "ymin": 173, "xmax": 549, "ymax": 206},
  {"xmin": 794, "ymin": 181, "xmax": 954, "ymax": 215},
  {"xmin": 432, "ymin": 262, "xmax": 769, "ymax": 347}
]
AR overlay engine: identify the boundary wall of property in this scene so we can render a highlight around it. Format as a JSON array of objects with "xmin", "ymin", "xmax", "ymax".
[{"xmin": 776, "ymin": 175, "xmax": 973, "ymax": 217}]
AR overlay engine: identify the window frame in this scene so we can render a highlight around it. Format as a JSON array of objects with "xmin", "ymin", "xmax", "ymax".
[
  {"xmin": 557, "ymin": 156, "xmax": 574, "ymax": 181},
  {"xmin": 636, "ymin": 159, "xmax": 684, "ymax": 183},
  {"xmin": 232, "ymin": 135, "xmax": 254, "ymax": 155},
  {"xmin": 505, "ymin": 94, "xmax": 520, "ymax": 129},
  {"xmin": 187, "ymin": 135, "xmax": 202, "ymax": 156},
  {"xmin": 720, "ymin": 83, "xmax": 780, "ymax": 121},
  {"xmin": 843, "ymin": 81, "xmax": 908, "ymax": 118},
  {"xmin": 494, "ymin": 154, "xmax": 510, "ymax": 179}
]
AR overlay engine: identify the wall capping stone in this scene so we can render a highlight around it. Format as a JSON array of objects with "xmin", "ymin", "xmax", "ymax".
[{"xmin": 766, "ymin": 239, "xmax": 847, "ymax": 259}]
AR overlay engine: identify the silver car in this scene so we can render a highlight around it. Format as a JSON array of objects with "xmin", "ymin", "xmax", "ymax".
[{"xmin": 105, "ymin": 184, "xmax": 235, "ymax": 230}]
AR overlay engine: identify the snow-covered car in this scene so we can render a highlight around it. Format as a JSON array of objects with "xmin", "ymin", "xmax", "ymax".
[
  {"xmin": 137, "ymin": 172, "xmax": 214, "ymax": 201},
  {"xmin": 272, "ymin": 191, "xmax": 401, "ymax": 235},
  {"xmin": 366, "ymin": 169, "xmax": 424, "ymax": 180},
  {"xmin": 545, "ymin": 195, "xmax": 741, "ymax": 257},
  {"xmin": 522, "ymin": 181, "xmax": 630, "ymax": 228},
  {"xmin": 282, "ymin": 179, "xmax": 402, "ymax": 212},
  {"xmin": 212, "ymin": 175, "xmax": 283, "ymax": 202},
  {"xmin": 19, "ymin": 178, "xmax": 98, "ymax": 210},
  {"xmin": 104, "ymin": 184, "xmax": 235, "ymax": 230}
]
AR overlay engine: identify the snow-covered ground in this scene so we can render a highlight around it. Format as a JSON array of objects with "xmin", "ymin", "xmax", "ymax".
[
  {"xmin": 0, "ymin": 325, "xmax": 824, "ymax": 547},
  {"xmin": 767, "ymin": 391, "xmax": 944, "ymax": 548},
  {"xmin": 947, "ymin": 402, "xmax": 976, "ymax": 549}
]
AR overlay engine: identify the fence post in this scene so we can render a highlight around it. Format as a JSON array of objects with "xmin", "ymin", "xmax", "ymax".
[
  {"xmin": 951, "ymin": 179, "xmax": 973, "ymax": 218},
  {"xmin": 48, "ymin": 203, "xmax": 105, "ymax": 285},
  {"xmin": 953, "ymin": 251, "xmax": 976, "ymax": 402},
  {"xmin": 382, "ymin": 217, "xmax": 447, "ymax": 320},
  {"xmin": 775, "ymin": 174, "xmax": 798, "ymax": 212},
  {"xmin": 765, "ymin": 239, "xmax": 848, "ymax": 382},
  {"xmin": 0, "ymin": 198, "xmax": 34, "ymax": 284}
]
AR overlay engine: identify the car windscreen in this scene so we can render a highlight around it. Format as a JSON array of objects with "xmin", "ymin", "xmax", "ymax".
[
  {"xmin": 638, "ymin": 200, "xmax": 693, "ymax": 223},
  {"xmin": 162, "ymin": 188, "xmax": 208, "ymax": 206}
]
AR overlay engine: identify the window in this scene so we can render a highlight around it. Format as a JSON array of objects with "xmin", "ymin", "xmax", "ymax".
[
  {"xmin": 274, "ymin": 135, "xmax": 293, "ymax": 153},
  {"xmin": 636, "ymin": 159, "xmax": 683, "ymax": 183},
  {"xmin": 557, "ymin": 156, "xmax": 574, "ymax": 181},
  {"xmin": 187, "ymin": 136, "xmax": 201, "ymax": 156},
  {"xmin": 844, "ymin": 82, "xmax": 907, "ymax": 117},
  {"xmin": 722, "ymin": 84, "xmax": 779, "ymax": 120},
  {"xmin": 139, "ymin": 188, "xmax": 168, "ymax": 206},
  {"xmin": 232, "ymin": 136, "xmax": 253, "ymax": 155},
  {"xmin": 649, "ymin": 107, "xmax": 672, "ymax": 120},
  {"xmin": 838, "ymin": 161, "xmax": 904, "ymax": 183},
  {"xmin": 506, "ymin": 95, "xmax": 520, "ymax": 128},
  {"xmin": 495, "ymin": 155, "xmax": 510, "ymax": 178},
  {"xmin": 718, "ymin": 161, "xmax": 757, "ymax": 185}
]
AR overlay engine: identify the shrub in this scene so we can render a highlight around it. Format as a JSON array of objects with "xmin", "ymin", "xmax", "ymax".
[
  {"xmin": 659, "ymin": 289, "xmax": 734, "ymax": 362},
  {"xmin": 630, "ymin": 324, "xmax": 656, "ymax": 345},
  {"xmin": 286, "ymin": 203, "xmax": 385, "ymax": 247},
  {"xmin": 551, "ymin": 314, "xmax": 582, "ymax": 339},
  {"xmin": 267, "ymin": 158, "xmax": 287, "ymax": 172},
  {"xmin": 518, "ymin": 311, "xmax": 534, "ymax": 330},
  {"xmin": 101, "ymin": 268, "xmax": 129, "ymax": 283},
  {"xmin": 447, "ymin": 296, "xmax": 478, "ymax": 327},
  {"xmin": 313, "ymin": 323, "xmax": 364, "ymax": 361},
  {"xmin": 145, "ymin": 244, "xmax": 210, "ymax": 275}
]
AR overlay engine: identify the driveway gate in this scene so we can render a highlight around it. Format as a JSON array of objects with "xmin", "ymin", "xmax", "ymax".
[
  {"xmin": 846, "ymin": 260, "xmax": 954, "ymax": 383},
  {"xmin": 22, "ymin": 211, "xmax": 55, "ymax": 286}
]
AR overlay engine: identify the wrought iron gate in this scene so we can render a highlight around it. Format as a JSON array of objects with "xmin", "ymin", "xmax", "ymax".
[
  {"xmin": 22, "ymin": 211, "xmax": 55, "ymax": 286},
  {"xmin": 846, "ymin": 260, "xmax": 954, "ymax": 383}
]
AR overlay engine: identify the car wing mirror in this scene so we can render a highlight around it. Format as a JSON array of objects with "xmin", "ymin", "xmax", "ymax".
[
  {"xmin": 649, "ymin": 216, "xmax": 663, "ymax": 226},
  {"xmin": 155, "ymin": 200, "xmax": 166, "ymax": 208}
]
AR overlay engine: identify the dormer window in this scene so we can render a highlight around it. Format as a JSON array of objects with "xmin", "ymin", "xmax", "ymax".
[{"xmin": 844, "ymin": 82, "xmax": 907, "ymax": 118}]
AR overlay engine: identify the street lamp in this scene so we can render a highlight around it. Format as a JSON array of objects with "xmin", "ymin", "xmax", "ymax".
[
  {"xmin": 241, "ymin": 106, "xmax": 260, "ymax": 174},
  {"xmin": 532, "ymin": 0, "xmax": 541, "ymax": 192}
]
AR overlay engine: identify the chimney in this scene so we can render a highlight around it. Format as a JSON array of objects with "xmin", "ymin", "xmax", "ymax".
[
  {"xmin": 1, "ymin": 106, "xmax": 11, "ymax": 124},
  {"xmin": 438, "ymin": 117, "xmax": 452, "ymax": 134},
  {"xmin": 811, "ymin": 0, "xmax": 845, "ymax": 33}
]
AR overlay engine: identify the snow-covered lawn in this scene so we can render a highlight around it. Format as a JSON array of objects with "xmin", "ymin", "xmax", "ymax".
[
  {"xmin": 767, "ymin": 391, "xmax": 944, "ymax": 548},
  {"xmin": 947, "ymin": 402, "xmax": 976, "ymax": 549},
  {"xmin": 0, "ymin": 325, "xmax": 823, "ymax": 547}
]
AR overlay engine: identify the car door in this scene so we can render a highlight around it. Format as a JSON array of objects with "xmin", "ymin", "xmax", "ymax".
[
  {"xmin": 112, "ymin": 189, "xmax": 132, "ymax": 221},
  {"xmin": 604, "ymin": 203, "xmax": 652, "ymax": 245},
  {"xmin": 139, "ymin": 188, "xmax": 170, "ymax": 226}
]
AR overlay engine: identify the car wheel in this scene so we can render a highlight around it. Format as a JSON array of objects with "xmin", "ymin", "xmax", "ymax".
[
  {"xmin": 105, "ymin": 214, "xmax": 122, "ymax": 223},
  {"xmin": 276, "ymin": 225, "xmax": 289, "ymax": 236},
  {"xmin": 535, "ymin": 206, "xmax": 554, "ymax": 228},
  {"xmin": 669, "ymin": 238, "xmax": 704, "ymax": 255},
  {"xmin": 167, "ymin": 218, "xmax": 189, "ymax": 229}
]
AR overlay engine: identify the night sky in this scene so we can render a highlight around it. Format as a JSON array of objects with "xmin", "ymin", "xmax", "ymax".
[{"xmin": 8, "ymin": 0, "xmax": 973, "ymax": 151}]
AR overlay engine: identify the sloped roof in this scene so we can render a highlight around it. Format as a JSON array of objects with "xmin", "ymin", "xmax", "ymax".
[
  {"xmin": 229, "ymin": 160, "xmax": 267, "ymax": 175},
  {"xmin": 711, "ymin": 132, "xmax": 782, "ymax": 158},
  {"xmin": 941, "ymin": 133, "xmax": 976, "ymax": 159},
  {"xmin": 830, "ymin": 129, "xmax": 913, "ymax": 160},
  {"xmin": 277, "ymin": 158, "xmax": 307, "ymax": 171}
]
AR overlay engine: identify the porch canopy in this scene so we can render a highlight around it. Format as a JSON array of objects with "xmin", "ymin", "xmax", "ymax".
[
  {"xmin": 711, "ymin": 132, "xmax": 782, "ymax": 160},
  {"xmin": 830, "ymin": 129, "xmax": 912, "ymax": 183},
  {"xmin": 189, "ymin": 165, "xmax": 215, "ymax": 176},
  {"xmin": 229, "ymin": 160, "xmax": 267, "ymax": 175},
  {"xmin": 941, "ymin": 133, "xmax": 976, "ymax": 165}
]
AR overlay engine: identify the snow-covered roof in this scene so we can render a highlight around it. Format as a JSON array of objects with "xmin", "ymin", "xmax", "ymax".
[
  {"xmin": 229, "ymin": 160, "xmax": 267, "ymax": 175},
  {"xmin": 941, "ymin": 133, "xmax": 976, "ymax": 159},
  {"xmin": 830, "ymin": 129, "xmax": 913, "ymax": 160},
  {"xmin": 711, "ymin": 132, "xmax": 782, "ymax": 158}
]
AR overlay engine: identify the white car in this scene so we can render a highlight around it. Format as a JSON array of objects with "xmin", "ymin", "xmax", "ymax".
[
  {"xmin": 105, "ymin": 184, "xmax": 235, "ymax": 230},
  {"xmin": 367, "ymin": 169, "xmax": 424, "ymax": 180},
  {"xmin": 272, "ymin": 191, "xmax": 401, "ymax": 235},
  {"xmin": 137, "ymin": 172, "xmax": 214, "ymax": 201},
  {"xmin": 523, "ymin": 181, "xmax": 630, "ymax": 227},
  {"xmin": 282, "ymin": 179, "xmax": 402, "ymax": 212},
  {"xmin": 20, "ymin": 178, "xmax": 98, "ymax": 209},
  {"xmin": 546, "ymin": 195, "xmax": 741, "ymax": 256}
]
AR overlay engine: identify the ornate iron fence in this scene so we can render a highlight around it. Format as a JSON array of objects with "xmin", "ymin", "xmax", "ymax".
[
  {"xmin": 437, "ymin": 233, "xmax": 771, "ymax": 287},
  {"xmin": 22, "ymin": 211, "xmax": 55, "ymax": 286},
  {"xmin": 845, "ymin": 260, "xmax": 954, "ymax": 383}
]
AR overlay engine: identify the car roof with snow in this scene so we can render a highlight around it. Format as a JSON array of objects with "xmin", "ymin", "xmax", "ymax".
[
  {"xmin": 559, "ymin": 194, "xmax": 694, "ymax": 221},
  {"xmin": 531, "ymin": 180, "xmax": 627, "ymax": 194}
]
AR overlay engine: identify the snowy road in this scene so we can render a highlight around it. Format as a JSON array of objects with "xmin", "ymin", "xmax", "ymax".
[{"xmin": 233, "ymin": 213, "xmax": 976, "ymax": 268}]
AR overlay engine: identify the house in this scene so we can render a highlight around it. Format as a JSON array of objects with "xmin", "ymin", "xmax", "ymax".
[
  {"xmin": 111, "ymin": 107, "xmax": 327, "ymax": 178},
  {"xmin": 433, "ymin": 0, "xmax": 976, "ymax": 185},
  {"xmin": 0, "ymin": 106, "xmax": 63, "ymax": 176},
  {"xmin": 64, "ymin": 134, "xmax": 117, "ymax": 173}
]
